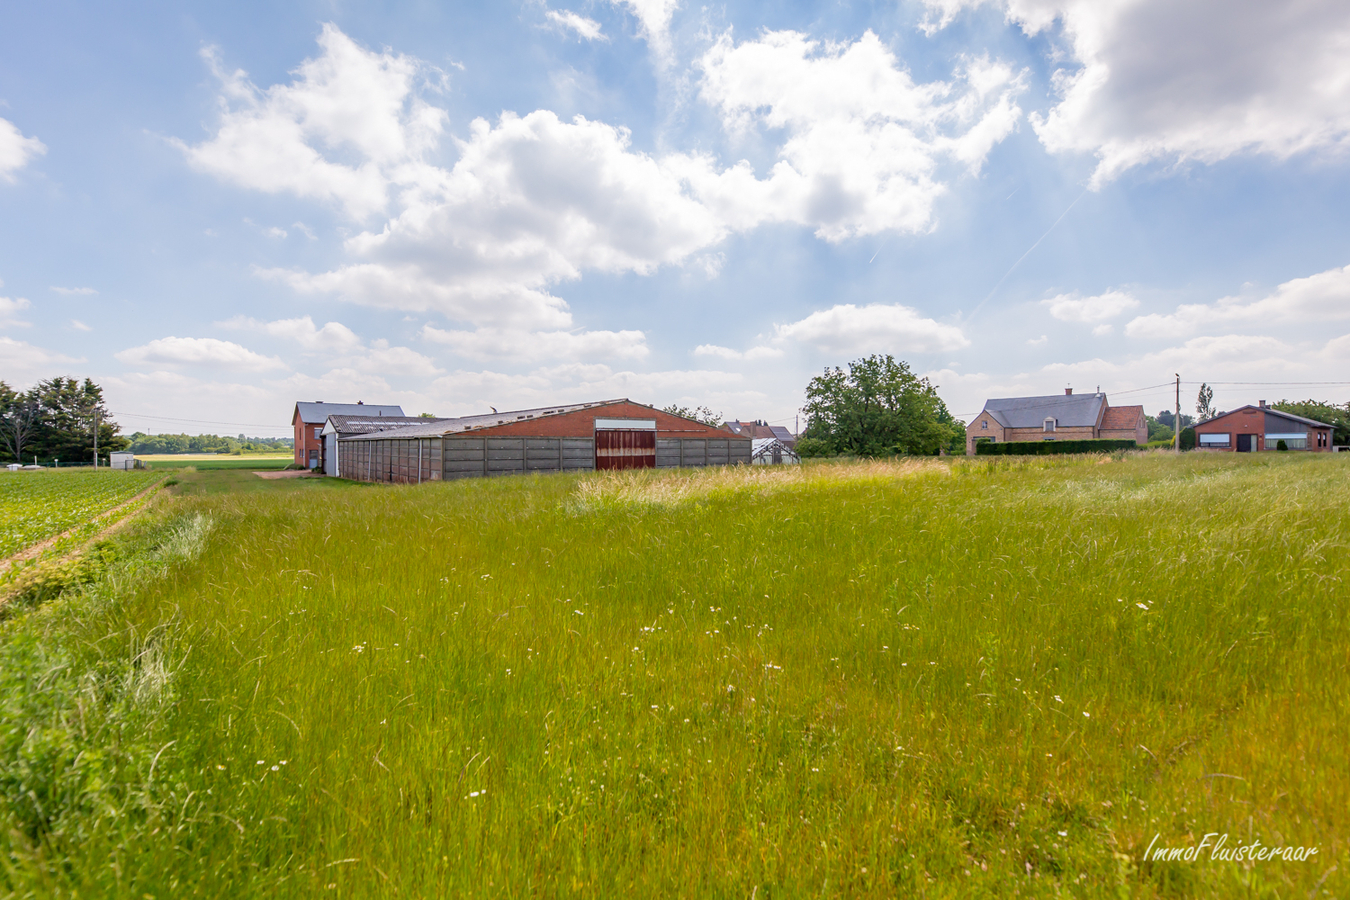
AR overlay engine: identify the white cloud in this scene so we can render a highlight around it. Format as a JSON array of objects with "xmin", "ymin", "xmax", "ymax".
[
  {"xmin": 546, "ymin": 9, "xmax": 608, "ymax": 42},
  {"xmin": 0, "ymin": 117, "xmax": 44, "ymax": 182},
  {"xmin": 925, "ymin": 0, "xmax": 1350, "ymax": 184},
  {"xmin": 187, "ymin": 25, "xmax": 1027, "ymax": 338},
  {"xmin": 219, "ymin": 314, "xmax": 363, "ymax": 352},
  {"xmin": 422, "ymin": 324, "xmax": 649, "ymax": 362},
  {"xmin": 693, "ymin": 31, "xmax": 1025, "ymax": 240},
  {"xmin": 693, "ymin": 343, "xmax": 783, "ymax": 361},
  {"xmin": 773, "ymin": 303, "xmax": 969, "ymax": 354},
  {"xmin": 50, "ymin": 286, "xmax": 98, "ymax": 296},
  {"xmin": 179, "ymin": 24, "xmax": 448, "ymax": 219},
  {"xmin": 0, "ymin": 295, "xmax": 31, "ymax": 326},
  {"xmin": 610, "ymin": 0, "xmax": 680, "ymax": 62},
  {"xmin": 115, "ymin": 336, "xmax": 287, "ymax": 371},
  {"xmin": 1125, "ymin": 263, "xmax": 1350, "ymax": 338},
  {"xmin": 71, "ymin": 320, "xmax": 92, "ymax": 332},
  {"xmin": 1026, "ymin": 334, "xmax": 1048, "ymax": 346},
  {"xmin": 425, "ymin": 360, "xmax": 755, "ymax": 416},
  {"xmin": 1042, "ymin": 289, "xmax": 1138, "ymax": 323},
  {"xmin": 259, "ymin": 107, "xmax": 726, "ymax": 330},
  {"xmin": 0, "ymin": 336, "xmax": 83, "ymax": 387}
]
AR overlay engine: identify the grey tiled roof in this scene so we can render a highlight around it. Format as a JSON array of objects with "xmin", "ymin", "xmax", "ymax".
[
  {"xmin": 295, "ymin": 401, "xmax": 404, "ymax": 424},
  {"xmin": 981, "ymin": 393, "xmax": 1106, "ymax": 428}
]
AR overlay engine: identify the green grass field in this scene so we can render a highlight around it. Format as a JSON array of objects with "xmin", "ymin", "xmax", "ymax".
[
  {"xmin": 1, "ymin": 454, "xmax": 1346, "ymax": 897},
  {"xmin": 137, "ymin": 453, "xmax": 292, "ymax": 470}
]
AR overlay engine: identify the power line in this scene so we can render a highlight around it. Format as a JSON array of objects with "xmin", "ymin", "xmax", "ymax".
[{"xmin": 109, "ymin": 410, "xmax": 290, "ymax": 431}]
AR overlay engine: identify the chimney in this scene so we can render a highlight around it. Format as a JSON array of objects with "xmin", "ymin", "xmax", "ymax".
[
  {"xmin": 1065, "ymin": 387, "xmax": 1073, "ymax": 395},
  {"xmin": 1258, "ymin": 400, "xmax": 1266, "ymax": 408}
]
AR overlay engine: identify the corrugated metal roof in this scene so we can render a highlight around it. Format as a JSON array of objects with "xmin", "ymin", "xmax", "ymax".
[
  {"xmin": 981, "ymin": 393, "xmax": 1106, "ymax": 428},
  {"xmin": 322, "ymin": 415, "xmax": 441, "ymax": 436},
  {"xmin": 295, "ymin": 401, "xmax": 404, "ymax": 424},
  {"xmin": 340, "ymin": 399, "xmax": 628, "ymax": 441}
]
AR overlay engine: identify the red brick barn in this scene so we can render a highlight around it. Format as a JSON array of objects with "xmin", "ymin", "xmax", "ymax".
[
  {"xmin": 336, "ymin": 399, "xmax": 751, "ymax": 484},
  {"xmin": 292, "ymin": 401, "xmax": 404, "ymax": 469}
]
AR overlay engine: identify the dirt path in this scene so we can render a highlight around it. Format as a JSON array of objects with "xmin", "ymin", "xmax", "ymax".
[{"xmin": 0, "ymin": 476, "xmax": 170, "ymax": 575}]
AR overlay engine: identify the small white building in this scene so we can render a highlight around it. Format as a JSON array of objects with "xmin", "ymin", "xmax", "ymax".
[
  {"xmin": 751, "ymin": 437, "xmax": 800, "ymax": 465},
  {"xmin": 109, "ymin": 452, "xmax": 138, "ymax": 470}
]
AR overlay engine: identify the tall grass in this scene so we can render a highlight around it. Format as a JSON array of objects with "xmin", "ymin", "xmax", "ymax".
[{"xmin": 1, "ymin": 453, "xmax": 1346, "ymax": 897}]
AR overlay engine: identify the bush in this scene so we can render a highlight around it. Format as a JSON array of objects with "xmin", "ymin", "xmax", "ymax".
[
  {"xmin": 976, "ymin": 439, "xmax": 1138, "ymax": 456},
  {"xmin": 794, "ymin": 437, "xmax": 834, "ymax": 458},
  {"xmin": 1277, "ymin": 439, "xmax": 1289, "ymax": 451}
]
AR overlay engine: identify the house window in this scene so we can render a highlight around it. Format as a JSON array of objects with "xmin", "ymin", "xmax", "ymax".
[
  {"xmin": 1265, "ymin": 432, "xmax": 1307, "ymax": 450},
  {"xmin": 314, "ymin": 427, "xmax": 322, "ymax": 439},
  {"xmin": 1198, "ymin": 433, "xmax": 1230, "ymax": 447},
  {"xmin": 1043, "ymin": 417, "xmax": 1056, "ymax": 433},
  {"xmin": 981, "ymin": 421, "xmax": 988, "ymax": 429}
]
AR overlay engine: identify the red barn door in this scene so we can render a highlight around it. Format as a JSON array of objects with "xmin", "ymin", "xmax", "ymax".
[{"xmin": 595, "ymin": 429, "xmax": 656, "ymax": 470}]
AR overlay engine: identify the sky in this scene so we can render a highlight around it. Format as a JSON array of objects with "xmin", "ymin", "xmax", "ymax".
[{"xmin": 2, "ymin": 0, "xmax": 1349, "ymax": 437}]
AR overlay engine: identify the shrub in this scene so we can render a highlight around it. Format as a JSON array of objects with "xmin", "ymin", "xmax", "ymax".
[
  {"xmin": 975, "ymin": 439, "xmax": 1138, "ymax": 456},
  {"xmin": 1277, "ymin": 439, "xmax": 1289, "ymax": 451}
]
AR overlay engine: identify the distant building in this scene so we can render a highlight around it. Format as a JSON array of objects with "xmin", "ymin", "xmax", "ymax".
[
  {"xmin": 751, "ymin": 437, "xmax": 799, "ymax": 465},
  {"xmin": 965, "ymin": 389, "xmax": 1146, "ymax": 455},
  {"xmin": 336, "ymin": 399, "xmax": 750, "ymax": 484},
  {"xmin": 1192, "ymin": 402, "xmax": 1334, "ymax": 452},
  {"xmin": 725, "ymin": 419, "xmax": 796, "ymax": 449},
  {"xmin": 292, "ymin": 401, "xmax": 404, "ymax": 469},
  {"xmin": 109, "ymin": 451, "xmax": 138, "ymax": 470}
]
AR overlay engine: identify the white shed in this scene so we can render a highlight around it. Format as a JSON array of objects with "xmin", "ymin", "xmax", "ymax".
[{"xmin": 109, "ymin": 452, "xmax": 137, "ymax": 470}]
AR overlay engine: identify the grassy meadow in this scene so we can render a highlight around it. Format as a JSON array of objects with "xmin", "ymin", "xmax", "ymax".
[
  {"xmin": 136, "ymin": 453, "xmax": 292, "ymax": 470},
  {"xmin": 1, "ymin": 453, "xmax": 1346, "ymax": 897}
]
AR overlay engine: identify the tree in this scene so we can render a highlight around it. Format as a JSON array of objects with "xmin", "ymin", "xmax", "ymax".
[
  {"xmin": 1271, "ymin": 399, "xmax": 1350, "ymax": 445},
  {"xmin": 28, "ymin": 377, "xmax": 128, "ymax": 463},
  {"xmin": 663, "ymin": 404, "xmax": 722, "ymax": 426},
  {"xmin": 1156, "ymin": 409, "xmax": 1193, "ymax": 431},
  {"xmin": 1196, "ymin": 383, "xmax": 1215, "ymax": 421},
  {"xmin": 1144, "ymin": 415, "xmax": 1173, "ymax": 443},
  {"xmin": 800, "ymin": 355, "xmax": 962, "ymax": 456},
  {"xmin": 0, "ymin": 382, "xmax": 41, "ymax": 463}
]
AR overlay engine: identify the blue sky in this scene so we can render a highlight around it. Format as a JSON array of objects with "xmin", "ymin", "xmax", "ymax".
[{"xmin": 2, "ymin": 0, "xmax": 1349, "ymax": 437}]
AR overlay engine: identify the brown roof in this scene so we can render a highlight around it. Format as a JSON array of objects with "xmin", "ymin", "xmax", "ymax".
[{"xmin": 1100, "ymin": 405, "xmax": 1143, "ymax": 429}]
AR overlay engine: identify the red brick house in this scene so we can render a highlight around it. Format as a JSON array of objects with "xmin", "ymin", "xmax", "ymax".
[
  {"xmin": 1192, "ymin": 402, "xmax": 1334, "ymax": 452},
  {"xmin": 965, "ymin": 389, "xmax": 1147, "ymax": 454},
  {"xmin": 292, "ymin": 401, "xmax": 404, "ymax": 468}
]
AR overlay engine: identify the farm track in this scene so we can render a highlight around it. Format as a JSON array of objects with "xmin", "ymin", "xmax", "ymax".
[{"xmin": 0, "ymin": 475, "xmax": 169, "ymax": 575}]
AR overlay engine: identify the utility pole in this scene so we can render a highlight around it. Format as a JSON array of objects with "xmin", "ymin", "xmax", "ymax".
[
  {"xmin": 93, "ymin": 406, "xmax": 98, "ymax": 469},
  {"xmin": 1174, "ymin": 374, "xmax": 1181, "ymax": 452}
]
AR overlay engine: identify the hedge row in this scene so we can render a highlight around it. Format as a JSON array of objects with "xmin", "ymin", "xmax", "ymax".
[{"xmin": 975, "ymin": 439, "xmax": 1139, "ymax": 456}]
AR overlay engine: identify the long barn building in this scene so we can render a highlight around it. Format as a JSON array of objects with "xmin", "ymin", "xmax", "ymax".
[{"xmin": 334, "ymin": 399, "xmax": 751, "ymax": 484}]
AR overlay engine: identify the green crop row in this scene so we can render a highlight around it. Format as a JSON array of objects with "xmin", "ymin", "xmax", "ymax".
[{"xmin": 0, "ymin": 470, "xmax": 163, "ymax": 558}]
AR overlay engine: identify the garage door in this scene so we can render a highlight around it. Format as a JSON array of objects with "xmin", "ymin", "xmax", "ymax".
[{"xmin": 594, "ymin": 417, "xmax": 656, "ymax": 470}]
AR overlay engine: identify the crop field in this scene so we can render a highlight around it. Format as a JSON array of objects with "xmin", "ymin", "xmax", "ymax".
[
  {"xmin": 0, "ymin": 469, "xmax": 163, "ymax": 559},
  {"xmin": 1, "ymin": 453, "xmax": 1346, "ymax": 897}
]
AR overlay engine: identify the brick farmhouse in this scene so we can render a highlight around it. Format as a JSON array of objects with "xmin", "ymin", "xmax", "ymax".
[
  {"xmin": 1192, "ymin": 402, "xmax": 1335, "ymax": 452},
  {"xmin": 292, "ymin": 401, "xmax": 404, "ymax": 469},
  {"xmin": 965, "ymin": 389, "xmax": 1146, "ymax": 455}
]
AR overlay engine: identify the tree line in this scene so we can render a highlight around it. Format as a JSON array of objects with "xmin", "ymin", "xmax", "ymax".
[
  {"xmin": 0, "ymin": 378, "xmax": 127, "ymax": 465},
  {"xmin": 125, "ymin": 433, "xmax": 293, "ymax": 455}
]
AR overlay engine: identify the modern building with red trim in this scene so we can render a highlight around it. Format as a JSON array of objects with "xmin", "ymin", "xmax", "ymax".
[
  {"xmin": 1192, "ymin": 402, "xmax": 1335, "ymax": 452},
  {"xmin": 333, "ymin": 399, "xmax": 751, "ymax": 483}
]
